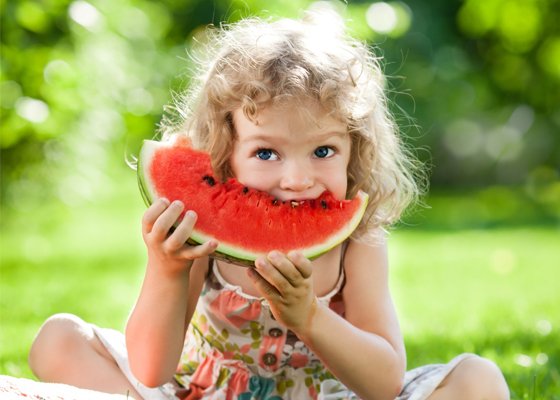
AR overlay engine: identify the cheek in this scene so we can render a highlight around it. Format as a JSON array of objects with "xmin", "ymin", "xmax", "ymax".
[
  {"xmin": 316, "ymin": 168, "xmax": 348, "ymax": 200},
  {"xmin": 333, "ymin": 176, "xmax": 349, "ymax": 200},
  {"xmin": 229, "ymin": 146, "xmax": 248, "ymax": 181},
  {"xmin": 229, "ymin": 156, "xmax": 274, "ymax": 191},
  {"xmin": 319, "ymin": 163, "xmax": 348, "ymax": 200},
  {"xmin": 237, "ymin": 171, "xmax": 278, "ymax": 195}
]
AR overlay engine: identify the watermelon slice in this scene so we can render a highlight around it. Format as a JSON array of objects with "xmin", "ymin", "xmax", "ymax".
[{"xmin": 137, "ymin": 138, "xmax": 368, "ymax": 266}]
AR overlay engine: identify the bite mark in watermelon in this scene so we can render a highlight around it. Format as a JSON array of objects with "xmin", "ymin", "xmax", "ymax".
[{"xmin": 137, "ymin": 138, "xmax": 368, "ymax": 266}]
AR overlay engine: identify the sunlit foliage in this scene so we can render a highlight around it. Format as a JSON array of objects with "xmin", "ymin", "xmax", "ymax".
[{"xmin": 1, "ymin": 0, "xmax": 559, "ymax": 214}]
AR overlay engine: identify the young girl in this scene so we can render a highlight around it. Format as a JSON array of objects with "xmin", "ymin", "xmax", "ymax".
[{"xmin": 29, "ymin": 11, "xmax": 509, "ymax": 400}]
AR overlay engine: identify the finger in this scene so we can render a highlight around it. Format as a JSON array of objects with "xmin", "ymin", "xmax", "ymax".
[
  {"xmin": 178, "ymin": 239, "xmax": 218, "ymax": 260},
  {"xmin": 142, "ymin": 198, "xmax": 170, "ymax": 233},
  {"xmin": 151, "ymin": 200, "xmax": 185, "ymax": 241},
  {"xmin": 267, "ymin": 251, "xmax": 304, "ymax": 286},
  {"xmin": 255, "ymin": 256, "xmax": 292, "ymax": 295},
  {"xmin": 165, "ymin": 210, "xmax": 197, "ymax": 250},
  {"xmin": 247, "ymin": 267, "xmax": 281, "ymax": 299},
  {"xmin": 287, "ymin": 251, "xmax": 313, "ymax": 279}
]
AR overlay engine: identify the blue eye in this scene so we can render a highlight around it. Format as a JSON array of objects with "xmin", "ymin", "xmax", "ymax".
[
  {"xmin": 256, "ymin": 149, "xmax": 277, "ymax": 161},
  {"xmin": 314, "ymin": 146, "xmax": 334, "ymax": 158}
]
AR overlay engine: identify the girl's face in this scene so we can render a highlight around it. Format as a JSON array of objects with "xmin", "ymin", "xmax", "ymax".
[{"xmin": 229, "ymin": 103, "xmax": 351, "ymax": 201}]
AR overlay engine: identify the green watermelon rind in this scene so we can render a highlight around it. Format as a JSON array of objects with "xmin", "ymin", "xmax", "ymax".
[{"xmin": 137, "ymin": 139, "xmax": 368, "ymax": 266}]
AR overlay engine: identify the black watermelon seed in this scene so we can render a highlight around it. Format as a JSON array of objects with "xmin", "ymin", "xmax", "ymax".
[
  {"xmin": 202, "ymin": 175, "xmax": 216, "ymax": 186},
  {"xmin": 242, "ymin": 187, "xmax": 249, "ymax": 194},
  {"xmin": 320, "ymin": 199, "xmax": 328, "ymax": 209},
  {"xmin": 272, "ymin": 198, "xmax": 279, "ymax": 206}
]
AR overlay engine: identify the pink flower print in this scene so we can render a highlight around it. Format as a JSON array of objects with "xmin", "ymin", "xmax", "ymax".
[
  {"xmin": 210, "ymin": 291, "xmax": 262, "ymax": 328},
  {"xmin": 289, "ymin": 352, "xmax": 309, "ymax": 368},
  {"xmin": 222, "ymin": 350, "xmax": 235, "ymax": 360},
  {"xmin": 225, "ymin": 368, "xmax": 249, "ymax": 400},
  {"xmin": 240, "ymin": 343, "xmax": 252, "ymax": 354},
  {"xmin": 188, "ymin": 352, "xmax": 218, "ymax": 390},
  {"xmin": 223, "ymin": 342, "xmax": 252, "ymax": 360},
  {"xmin": 258, "ymin": 335, "xmax": 286, "ymax": 372},
  {"xmin": 195, "ymin": 315, "xmax": 209, "ymax": 333},
  {"xmin": 308, "ymin": 384, "xmax": 318, "ymax": 399}
]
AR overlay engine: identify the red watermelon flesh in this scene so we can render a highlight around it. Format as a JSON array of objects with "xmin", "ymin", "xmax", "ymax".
[{"xmin": 138, "ymin": 137, "xmax": 368, "ymax": 266}]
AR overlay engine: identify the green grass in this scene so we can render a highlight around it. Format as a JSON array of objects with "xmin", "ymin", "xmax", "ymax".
[
  {"xmin": 389, "ymin": 228, "xmax": 559, "ymax": 399},
  {"xmin": 1, "ymin": 184, "xmax": 559, "ymax": 399}
]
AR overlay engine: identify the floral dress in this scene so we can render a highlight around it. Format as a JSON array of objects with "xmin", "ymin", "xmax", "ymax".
[
  {"xmin": 93, "ymin": 261, "xmax": 474, "ymax": 400},
  {"xmin": 174, "ymin": 262, "xmax": 349, "ymax": 399}
]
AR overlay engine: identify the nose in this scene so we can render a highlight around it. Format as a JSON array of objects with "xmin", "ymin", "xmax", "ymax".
[{"xmin": 279, "ymin": 160, "xmax": 314, "ymax": 193}]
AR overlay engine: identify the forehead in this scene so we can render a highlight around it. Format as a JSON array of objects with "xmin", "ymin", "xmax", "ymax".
[{"xmin": 232, "ymin": 101, "xmax": 347, "ymax": 141}]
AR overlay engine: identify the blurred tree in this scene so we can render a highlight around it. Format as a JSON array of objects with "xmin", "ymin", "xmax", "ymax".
[
  {"xmin": 1, "ymin": 0, "xmax": 559, "ymax": 218},
  {"xmin": 394, "ymin": 0, "xmax": 559, "ymax": 218}
]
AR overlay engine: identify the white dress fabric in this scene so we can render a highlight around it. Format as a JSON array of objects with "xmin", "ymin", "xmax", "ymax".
[{"xmin": 93, "ymin": 262, "xmax": 474, "ymax": 399}]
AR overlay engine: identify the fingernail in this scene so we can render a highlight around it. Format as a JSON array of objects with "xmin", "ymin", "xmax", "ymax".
[
  {"xmin": 186, "ymin": 210, "xmax": 196, "ymax": 219},
  {"xmin": 287, "ymin": 251, "xmax": 299, "ymax": 260},
  {"xmin": 160, "ymin": 198, "xmax": 170, "ymax": 205},
  {"xmin": 269, "ymin": 251, "xmax": 281, "ymax": 260}
]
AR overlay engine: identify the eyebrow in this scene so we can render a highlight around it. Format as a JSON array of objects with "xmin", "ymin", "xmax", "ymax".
[{"xmin": 239, "ymin": 130, "xmax": 348, "ymax": 143}]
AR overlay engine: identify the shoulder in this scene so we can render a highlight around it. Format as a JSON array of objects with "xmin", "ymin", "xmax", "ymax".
[
  {"xmin": 343, "ymin": 237, "xmax": 388, "ymax": 302},
  {"xmin": 343, "ymin": 230, "xmax": 388, "ymax": 277},
  {"xmin": 341, "ymin": 231, "xmax": 404, "ymax": 359},
  {"xmin": 341, "ymin": 231, "xmax": 397, "ymax": 332}
]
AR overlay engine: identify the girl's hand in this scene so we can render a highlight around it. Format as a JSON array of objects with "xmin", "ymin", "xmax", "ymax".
[
  {"xmin": 248, "ymin": 251, "xmax": 317, "ymax": 336},
  {"xmin": 142, "ymin": 198, "xmax": 218, "ymax": 278}
]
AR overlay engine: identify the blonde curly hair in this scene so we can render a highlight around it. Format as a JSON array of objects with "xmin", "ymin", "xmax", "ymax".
[{"xmin": 161, "ymin": 11, "xmax": 424, "ymax": 237}]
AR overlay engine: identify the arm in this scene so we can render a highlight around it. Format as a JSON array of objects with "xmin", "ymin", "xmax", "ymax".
[
  {"xmin": 248, "ymin": 236, "xmax": 405, "ymax": 400},
  {"xmin": 303, "ymin": 238, "xmax": 405, "ymax": 399},
  {"xmin": 125, "ymin": 199, "xmax": 216, "ymax": 387}
]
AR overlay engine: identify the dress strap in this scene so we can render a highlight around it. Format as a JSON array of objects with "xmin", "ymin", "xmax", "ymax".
[
  {"xmin": 315, "ymin": 240, "xmax": 349, "ymax": 303},
  {"xmin": 338, "ymin": 240, "xmax": 349, "ymax": 289}
]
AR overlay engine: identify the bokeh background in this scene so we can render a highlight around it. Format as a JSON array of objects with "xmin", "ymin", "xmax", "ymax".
[{"xmin": 1, "ymin": 0, "xmax": 559, "ymax": 398}]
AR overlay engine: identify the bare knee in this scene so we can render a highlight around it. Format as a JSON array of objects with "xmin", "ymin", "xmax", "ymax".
[
  {"xmin": 450, "ymin": 356, "xmax": 509, "ymax": 400},
  {"xmin": 28, "ymin": 313, "xmax": 94, "ymax": 379}
]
